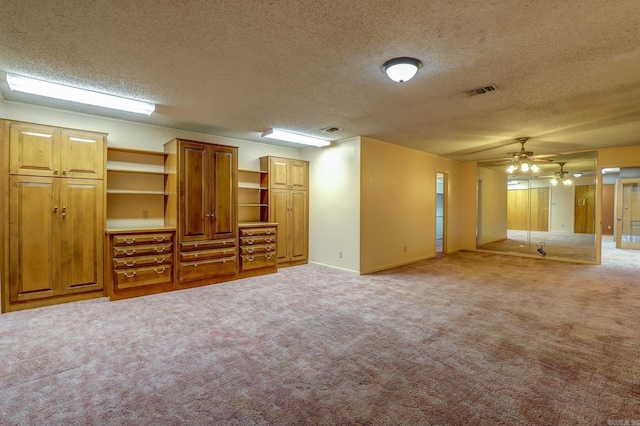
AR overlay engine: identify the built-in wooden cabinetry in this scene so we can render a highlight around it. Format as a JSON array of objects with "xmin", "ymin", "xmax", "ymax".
[
  {"xmin": 105, "ymin": 229, "xmax": 175, "ymax": 300},
  {"xmin": 260, "ymin": 156, "xmax": 309, "ymax": 266},
  {"xmin": 164, "ymin": 139, "xmax": 238, "ymax": 288},
  {"xmin": 238, "ymin": 223, "xmax": 278, "ymax": 278},
  {"xmin": 1, "ymin": 120, "xmax": 106, "ymax": 312}
]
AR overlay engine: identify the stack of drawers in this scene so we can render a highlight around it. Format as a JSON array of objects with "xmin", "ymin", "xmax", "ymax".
[
  {"xmin": 239, "ymin": 223, "xmax": 278, "ymax": 278},
  {"xmin": 178, "ymin": 238, "xmax": 237, "ymax": 285},
  {"xmin": 106, "ymin": 229, "xmax": 175, "ymax": 300}
]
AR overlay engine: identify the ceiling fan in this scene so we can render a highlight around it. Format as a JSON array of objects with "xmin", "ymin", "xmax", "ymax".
[
  {"xmin": 498, "ymin": 137, "xmax": 552, "ymax": 173},
  {"xmin": 549, "ymin": 162, "xmax": 573, "ymax": 185}
]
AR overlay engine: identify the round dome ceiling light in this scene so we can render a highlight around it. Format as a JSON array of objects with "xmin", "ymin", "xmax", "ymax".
[{"xmin": 382, "ymin": 57, "xmax": 423, "ymax": 83}]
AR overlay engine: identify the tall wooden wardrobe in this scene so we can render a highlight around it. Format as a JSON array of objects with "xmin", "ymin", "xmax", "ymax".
[
  {"xmin": 260, "ymin": 156, "xmax": 309, "ymax": 266},
  {"xmin": 1, "ymin": 120, "xmax": 106, "ymax": 312},
  {"xmin": 164, "ymin": 138, "xmax": 238, "ymax": 288}
]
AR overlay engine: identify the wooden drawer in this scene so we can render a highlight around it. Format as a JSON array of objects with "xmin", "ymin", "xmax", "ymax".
[
  {"xmin": 239, "ymin": 244, "xmax": 276, "ymax": 255},
  {"xmin": 180, "ymin": 256, "xmax": 236, "ymax": 282},
  {"xmin": 113, "ymin": 233, "xmax": 173, "ymax": 246},
  {"xmin": 113, "ymin": 243, "xmax": 173, "ymax": 258},
  {"xmin": 240, "ymin": 253, "xmax": 276, "ymax": 270},
  {"xmin": 240, "ymin": 235, "xmax": 276, "ymax": 246},
  {"xmin": 179, "ymin": 247, "xmax": 236, "ymax": 262},
  {"xmin": 112, "ymin": 253, "xmax": 173, "ymax": 269},
  {"xmin": 180, "ymin": 238, "xmax": 236, "ymax": 252},
  {"xmin": 240, "ymin": 227, "xmax": 276, "ymax": 237},
  {"xmin": 114, "ymin": 265, "xmax": 173, "ymax": 290}
]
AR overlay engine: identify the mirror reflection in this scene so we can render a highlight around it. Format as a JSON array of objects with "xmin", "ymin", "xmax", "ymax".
[{"xmin": 477, "ymin": 150, "xmax": 597, "ymax": 262}]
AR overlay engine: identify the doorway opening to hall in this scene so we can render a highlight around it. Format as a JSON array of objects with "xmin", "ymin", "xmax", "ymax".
[{"xmin": 436, "ymin": 173, "xmax": 446, "ymax": 256}]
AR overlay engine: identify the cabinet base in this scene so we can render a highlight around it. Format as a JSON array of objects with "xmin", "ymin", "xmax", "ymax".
[
  {"xmin": 108, "ymin": 282, "xmax": 176, "ymax": 301},
  {"xmin": 277, "ymin": 259, "xmax": 308, "ymax": 268},
  {"xmin": 3, "ymin": 291, "xmax": 105, "ymax": 313}
]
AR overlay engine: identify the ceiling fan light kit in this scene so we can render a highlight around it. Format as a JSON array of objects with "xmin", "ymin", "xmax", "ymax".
[{"xmin": 382, "ymin": 57, "xmax": 423, "ymax": 83}]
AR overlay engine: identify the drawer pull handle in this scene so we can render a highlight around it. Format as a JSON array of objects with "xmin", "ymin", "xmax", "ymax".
[
  {"xmin": 246, "ymin": 239, "xmax": 254, "ymax": 245},
  {"xmin": 154, "ymin": 236, "xmax": 165, "ymax": 242},
  {"xmin": 194, "ymin": 244, "xmax": 198, "ymax": 248},
  {"xmin": 123, "ymin": 271, "xmax": 136, "ymax": 278},
  {"xmin": 247, "ymin": 256, "xmax": 254, "ymax": 262},
  {"xmin": 154, "ymin": 247, "xmax": 165, "ymax": 253},
  {"xmin": 265, "ymin": 253, "xmax": 273, "ymax": 259},
  {"xmin": 193, "ymin": 263, "xmax": 198, "ymax": 267},
  {"xmin": 246, "ymin": 230, "xmax": 254, "ymax": 235},
  {"xmin": 124, "ymin": 260, "xmax": 136, "ymax": 267},
  {"xmin": 194, "ymin": 253, "xmax": 198, "ymax": 257},
  {"xmin": 246, "ymin": 248, "xmax": 254, "ymax": 253},
  {"xmin": 154, "ymin": 267, "xmax": 166, "ymax": 274},
  {"xmin": 124, "ymin": 249, "xmax": 136, "ymax": 256},
  {"xmin": 155, "ymin": 258, "xmax": 164, "ymax": 263},
  {"xmin": 265, "ymin": 238, "xmax": 273, "ymax": 243},
  {"xmin": 124, "ymin": 238, "xmax": 136, "ymax": 244},
  {"xmin": 265, "ymin": 247, "xmax": 272, "ymax": 252}
]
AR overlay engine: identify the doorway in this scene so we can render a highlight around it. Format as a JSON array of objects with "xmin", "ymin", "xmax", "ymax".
[
  {"xmin": 436, "ymin": 173, "xmax": 446, "ymax": 256},
  {"xmin": 616, "ymin": 178, "xmax": 640, "ymax": 249}
]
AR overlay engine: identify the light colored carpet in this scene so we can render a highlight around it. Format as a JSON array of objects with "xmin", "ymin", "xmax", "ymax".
[
  {"xmin": 1, "ymin": 248, "xmax": 639, "ymax": 425},
  {"xmin": 479, "ymin": 230, "xmax": 597, "ymax": 261}
]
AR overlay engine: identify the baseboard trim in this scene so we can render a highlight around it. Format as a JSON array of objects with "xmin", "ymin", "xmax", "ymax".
[{"xmin": 308, "ymin": 261, "xmax": 360, "ymax": 275}]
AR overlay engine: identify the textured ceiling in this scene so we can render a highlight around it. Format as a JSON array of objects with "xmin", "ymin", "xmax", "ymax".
[{"xmin": 1, "ymin": 0, "xmax": 639, "ymax": 160}]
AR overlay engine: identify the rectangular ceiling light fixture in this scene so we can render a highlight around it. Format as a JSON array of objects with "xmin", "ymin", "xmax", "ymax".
[
  {"xmin": 261, "ymin": 128, "xmax": 330, "ymax": 147},
  {"xmin": 6, "ymin": 73, "xmax": 155, "ymax": 116}
]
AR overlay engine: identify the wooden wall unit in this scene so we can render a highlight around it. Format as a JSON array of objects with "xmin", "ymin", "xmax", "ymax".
[
  {"xmin": 238, "ymin": 222, "xmax": 278, "ymax": 278},
  {"xmin": 260, "ymin": 156, "xmax": 309, "ymax": 266},
  {"xmin": 1, "ymin": 120, "xmax": 106, "ymax": 312},
  {"xmin": 165, "ymin": 138, "xmax": 239, "ymax": 288},
  {"xmin": 105, "ymin": 229, "xmax": 175, "ymax": 300}
]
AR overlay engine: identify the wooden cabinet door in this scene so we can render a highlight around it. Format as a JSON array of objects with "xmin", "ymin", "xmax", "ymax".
[
  {"xmin": 290, "ymin": 190, "xmax": 308, "ymax": 262},
  {"xmin": 211, "ymin": 147, "xmax": 237, "ymax": 239},
  {"xmin": 9, "ymin": 123, "xmax": 60, "ymax": 177},
  {"xmin": 60, "ymin": 130, "xmax": 104, "ymax": 179},
  {"xmin": 269, "ymin": 157, "xmax": 290, "ymax": 189},
  {"xmin": 270, "ymin": 189, "xmax": 290, "ymax": 262},
  {"xmin": 289, "ymin": 160, "xmax": 308, "ymax": 190},
  {"xmin": 59, "ymin": 179, "xmax": 104, "ymax": 293},
  {"xmin": 179, "ymin": 142, "xmax": 210, "ymax": 241},
  {"xmin": 9, "ymin": 176, "xmax": 60, "ymax": 301}
]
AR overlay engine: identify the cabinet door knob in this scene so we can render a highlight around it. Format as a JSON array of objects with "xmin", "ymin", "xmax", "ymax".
[{"xmin": 54, "ymin": 169, "xmax": 59, "ymax": 174}]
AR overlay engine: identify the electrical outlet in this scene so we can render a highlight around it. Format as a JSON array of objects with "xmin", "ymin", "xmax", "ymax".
[
  {"xmin": 339, "ymin": 251, "xmax": 343, "ymax": 259},
  {"xmin": 142, "ymin": 210, "xmax": 149, "ymax": 220}
]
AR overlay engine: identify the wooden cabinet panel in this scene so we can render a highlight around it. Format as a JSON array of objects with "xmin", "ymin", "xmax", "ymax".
[
  {"xmin": 9, "ymin": 123, "xmax": 59, "ymax": 177},
  {"xmin": 180, "ymin": 143, "xmax": 209, "ymax": 240},
  {"xmin": 212, "ymin": 148, "xmax": 236, "ymax": 239},
  {"xmin": 270, "ymin": 189, "xmax": 290, "ymax": 263},
  {"xmin": 289, "ymin": 160, "xmax": 308, "ymax": 190},
  {"xmin": 269, "ymin": 158, "xmax": 289, "ymax": 189},
  {"xmin": 60, "ymin": 130, "xmax": 104, "ymax": 179},
  {"xmin": 290, "ymin": 190, "xmax": 308, "ymax": 262},
  {"xmin": 238, "ymin": 223, "xmax": 278, "ymax": 278},
  {"xmin": 9, "ymin": 176, "xmax": 59, "ymax": 301},
  {"xmin": 61, "ymin": 179, "xmax": 104, "ymax": 293},
  {"xmin": 114, "ymin": 265, "xmax": 173, "ymax": 290}
]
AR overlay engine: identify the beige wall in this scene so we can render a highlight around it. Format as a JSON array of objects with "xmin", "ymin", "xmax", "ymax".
[
  {"xmin": 359, "ymin": 137, "xmax": 459, "ymax": 274},
  {"xmin": 301, "ymin": 138, "xmax": 361, "ymax": 273},
  {"xmin": 477, "ymin": 167, "xmax": 507, "ymax": 245}
]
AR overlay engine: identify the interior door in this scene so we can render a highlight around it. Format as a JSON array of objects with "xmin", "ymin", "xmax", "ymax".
[{"xmin": 616, "ymin": 178, "xmax": 640, "ymax": 249}]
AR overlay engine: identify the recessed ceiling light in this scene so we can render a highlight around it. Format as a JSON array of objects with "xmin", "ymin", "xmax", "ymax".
[
  {"xmin": 261, "ymin": 128, "xmax": 330, "ymax": 147},
  {"xmin": 6, "ymin": 73, "xmax": 155, "ymax": 115}
]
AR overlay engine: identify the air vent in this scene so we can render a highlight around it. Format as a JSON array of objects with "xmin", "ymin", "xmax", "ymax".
[
  {"xmin": 465, "ymin": 84, "xmax": 498, "ymax": 97},
  {"xmin": 321, "ymin": 127, "xmax": 341, "ymax": 133}
]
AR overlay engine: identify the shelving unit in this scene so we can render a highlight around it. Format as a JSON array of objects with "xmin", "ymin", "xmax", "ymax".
[
  {"xmin": 106, "ymin": 147, "xmax": 168, "ymax": 229},
  {"xmin": 238, "ymin": 169, "xmax": 269, "ymax": 223}
]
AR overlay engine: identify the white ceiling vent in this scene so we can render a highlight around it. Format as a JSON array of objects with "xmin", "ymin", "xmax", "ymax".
[
  {"xmin": 321, "ymin": 127, "xmax": 341, "ymax": 133},
  {"xmin": 465, "ymin": 85, "xmax": 498, "ymax": 97}
]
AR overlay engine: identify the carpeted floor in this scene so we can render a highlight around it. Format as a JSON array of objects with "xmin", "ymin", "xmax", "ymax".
[{"xmin": 1, "ymin": 246, "xmax": 639, "ymax": 425}]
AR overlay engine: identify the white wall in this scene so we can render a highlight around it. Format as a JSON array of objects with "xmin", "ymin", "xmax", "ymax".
[
  {"xmin": 301, "ymin": 138, "xmax": 360, "ymax": 273},
  {"xmin": 1, "ymin": 102, "xmax": 302, "ymax": 169},
  {"xmin": 550, "ymin": 184, "xmax": 574, "ymax": 232}
]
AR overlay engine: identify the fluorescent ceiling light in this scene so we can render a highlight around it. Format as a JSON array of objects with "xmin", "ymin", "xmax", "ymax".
[
  {"xmin": 6, "ymin": 73, "xmax": 155, "ymax": 115},
  {"xmin": 261, "ymin": 128, "xmax": 330, "ymax": 147}
]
